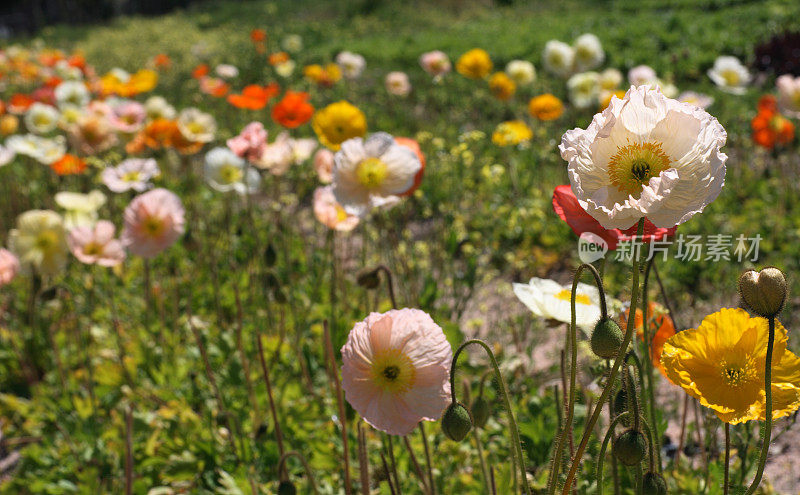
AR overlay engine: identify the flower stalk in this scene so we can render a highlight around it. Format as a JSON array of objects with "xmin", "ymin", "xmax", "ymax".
[{"xmin": 745, "ymin": 315, "xmax": 775, "ymax": 495}]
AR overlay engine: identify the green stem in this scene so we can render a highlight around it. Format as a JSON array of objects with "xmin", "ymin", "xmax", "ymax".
[
  {"xmin": 724, "ymin": 422, "xmax": 730, "ymax": 495},
  {"xmin": 419, "ymin": 422, "xmax": 436, "ymax": 495},
  {"xmin": 745, "ymin": 316, "xmax": 775, "ymax": 495},
  {"xmin": 474, "ymin": 428, "xmax": 493, "ymax": 495},
  {"xmin": 561, "ymin": 218, "xmax": 645, "ymax": 495},
  {"xmin": 595, "ymin": 412, "xmax": 630, "ymax": 495},
  {"xmin": 277, "ymin": 451, "xmax": 320, "ymax": 495},
  {"xmin": 641, "ymin": 257, "xmax": 662, "ymax": 472},
  {"xmin": 449, "ymin": 339, "xmax": 531, "ymax": 495}
]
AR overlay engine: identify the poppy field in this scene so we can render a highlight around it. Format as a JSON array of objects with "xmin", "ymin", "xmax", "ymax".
[{"xmin": 3, "ymin": 0, "xmax": 800, "ymax": 493}]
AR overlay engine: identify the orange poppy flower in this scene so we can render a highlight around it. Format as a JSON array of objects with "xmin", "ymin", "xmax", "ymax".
[
  {"xmin": 9, "ymin": 94, "xmax": 34, "ymax": 114},
  {"xmin": 271, "ymin": 91, "xmax": 314, "ymax": 128},
  {"xmin": 153, "ymin": 54, "xmax": 171, "ymax": 69},
  {"xmin": 199, "ymin": 77, "xmax": 230, "ymax": 97},
  {"xmin": 51, "ymin": 154, "xmax": 87, "ymax": 175},
  {"xmin": 752, "ymin": 95, "xmax": 795, "ymax": 149},
  {"xmin": 268, "ymin": 52, "xmax": 290, "ymax": 66},
  {"xmin": 620, "ymin": 301, "xmax": 677, "ymax": 378},
  {"xmin": 67, "ymin": 54, "xmax": 86, "ymax": 70},
  {"xmin": 227, "ymin": 83, "xmax": 279, "ymax": 110},
  {"xmin": 395, "ymin": 137, "xmax": 426, "ymax": 197},
  {"xmin": 250, "ymin": 29, "xmax": 266, "ymax": 42},
  {"xmin": 192, "ymin": 64, "xmax": 210, "ymax": 79}
]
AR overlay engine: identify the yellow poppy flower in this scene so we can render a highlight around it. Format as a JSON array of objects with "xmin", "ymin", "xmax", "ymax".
[
  {"xmin": 661, "ymin": 307, "xmax": 800, "ymax": 424},
  {"xmin": 488, "ymin": 72, "xmax": 516, "ymax": 101},
  {"xmin": 456, "ymin": 48, "xmax": 493, "ymax": 79},
  {"xmin": 312, "ymin": 101, "xmax": 367, "ymax": 150},
  {"xmin": 491, "ymin": 120, "xmax": 532, "ymax": 147}
]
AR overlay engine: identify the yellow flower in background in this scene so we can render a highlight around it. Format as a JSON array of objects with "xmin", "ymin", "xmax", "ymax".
[
  {"xmin": 600, "ymin": 89, "xmax": 626, "ymax": 110},
  {"xmin": 491, "ymin": 120, "xmax": 532, "ymax": 146},
  {"xmin": 8, "ymin": 210, "xmax": 69, "ymax": 277},
  {"xmin": 456, "ymin": 48, "xmax": 492, "ymax": 79},
  {"xmin": 303, "ymin": 63, "xmax": 342, "ymax": 87},
  {"xmin": 0, "ymin": 114, "xmax": 19, "ymax": 136},
  {"xmin": 662, "ymin": 308, "xmax": 800, "ymax": 424},
  {"xmin": 312, "ymin": 101, "xmax": 367, "ymax": 150},
  {"xmin": 100, "ymin": 69, "xmax": 158, "ymax": 97},
  {"xmin": 488, "ymin": 72, "xmax": 516, "ymax": 100},
  {"xmin": 528, "ymin": 94, "xmax": 564, "ymax": 121}
]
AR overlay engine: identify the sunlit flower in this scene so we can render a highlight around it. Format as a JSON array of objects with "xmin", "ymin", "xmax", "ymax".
[
  {"xmin": 385, "ymin": 71, "xmax": 412, "ymax": 97},
  {"xmin": 677, "ymin": 91, "xmax": 714, "ymax": 109},
  {"xmin": 528, "ymin": 94, "xmax": 564, "ymax": 121},
  {"xmin": 68, "ymin": 220, "xmax": 126, "ymax": 267},
  {"xmin": 0, "ymin": 114, "xmax": 20, "ymax": 136},
  {"xmin": 314, "ymin": 148, "xmax": 335, "ymax": 183},
  {"xmin": 619, "ymin": 301, "xmax": 676, "ymax": 377},
  {"xmin": 513, "ymin": 277, "xmax": 601, "ymax": 329},
  {"xmin": 109, "ymin": 100, "xmax": 146, "ymax": 133},
  {"xmin": 271, "ymin": 91, "xmax": 314, "ymax": 128},
  {"xmin": 419, "ymin": 50, "xmax": 451, "ymax": 77},
  {"xmin": 751, "ymin": 95, "xmax": 795, "ymax": 149},
  {"xmin": 303, "ymin": 63, "xmax": 342, "ymax": 87},
  {"xmin": 55, "ymin": 190, "xmax": 106, "ymax": 229},
  {"xmin": 8, "ymin": 134, "xmax": 66, "ymax": 164},
  {"xmin": 542, "ymin": 40, "xmax": 574, "ymax": 78},
  {"xmin": 567, "ymin": 71, "xmax": 601, "ymax": 109},
  {"xmin": 341, "ymin": 308, "xmax": 452, "ymax": 436},
  {"xmin": 455, "ymin": 48, "xmax": 493, "ymax": 79},
  {"xmin": 488, "ymin": 72, "xmax": 516, "ymax": 100},
  {"xmin": 51, "ymin": 153, "xmax": 87, "ymax": 176},
  {"xmin": 214, "ymin": 64, "xmax": 239, "ymax": 79},
  {"xmin": 274, "ymin": 60, "xmax": 296, "ymax": 78},
  {"xmin": 282, "ymin": 34, "xmax": 303, "ymax": 53},
  {"xmin": 101, "ymin": 158, "xmax": 159, "ymax": 193},
  {"xmin": 0, "ymin": 249, "xmax": 20, "ymax": 286},
  {"xmin": 312, "ymin": 101, "xmax": 367, "ymax": 150},
  {"xmin": 204, "ymin": 147, "xmax": 260, "ymax": 194},
  {"xmin": 54, "ymin": 80, "xmax": 89, "ymax": 107},
  {"xmin": 599, "ymin": 68, "xmax": 623, "ymax": 91},
  {"xmin": 227, "ymin": 122, "xmax": 268, "ymax": 162},
  {"xmin": 662, "ymin": 308, "xmax": 800, "ymax": 424},
  {"xmin": 336, "ymin": 51, "xmax": 366, "ymax": 79},
  {"xmin": 177, "ymin": 108, "xmax": 216, "ymax": 143},
  {"xmin": 600, "ymin": 89, "xmax": 626, "ymax": 110},
  {"xmin": 332, "ymin": 132, "xmax": 421, "ymax": 216},
  {"xmin": 227, "ymin": 84, "xmax": 279, "ymax": 110},
  {"xmin": 776, "ymin": 74, "xmax": 800, "ymax": 118},
  {"xmin": 67, "ymin": 113, "xmax": 117, "ymax": 155},
  {"xmin": 24, "ymin": 102, "xmax": 60, "ymax": 134},
  {"xmin": 559, "ymin": 85, "xmax": 727, "ymax": 229},
  {"xmin": 708, "ymin": 56, "xmax": 750, "ymax": 94},
  {"xmin": 9, "ymin": 209, "xmax": 69, "ymax": 276},
  {"xmin": 573, "ymin": 33, "xmax": 604, "ymax": 71},
  {"xmin": 491, "ymin": 120, "xmax": 532, "ymax": 146},
  {"xmin": 313, "ymin": 186, "xmax": 360, "ymax": 232},
  {"xmin": 505, "ymin": 60, "xmax": 536, "ymax": 86},
  {"xmin": 144, "ymin": 95, "xmax": 176, "ymax": 120},
  {"xmin": 121, "ymin": 188, "xmax": 185, "ymax": 258}
]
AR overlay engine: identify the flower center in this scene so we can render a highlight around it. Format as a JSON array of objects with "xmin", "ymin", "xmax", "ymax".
[
  {"xmin": 608, "ymin": 142, "xmax": 671, "ymax": 196},
  {"xmin": 187, "ymin": 121, "xmax": 205, "ymax": 135},
  {"xmin": 792, "ymin": 91, "xmax": 800, "ymax": 108},
  {"xmin": 371, "ymin": 348, "xmax": 415, "ymax": 393},
  {"xmin": 770, "ymin": 114, "xmax": 789, "ymax": 133},
  {"xmin": 122, "ymin": 171, "xmax": 141, "ymax": 183},
  {"xmin": 83, "ymin": 241, "xmax": 103, "ymax": 256},
  {"xmin": 721, "ymin": 69, "xmax": 740, "ymax": 86},
  {"xmin": 554, "ymin": 289, "xmax": 592, "ymax": 306},
  {"xmin": 219, "ymin": 164, "xmax": 243, "ymax": 184},
  {"xmin": 719, "ymin": 357, "xmax": 757, "ymax": 388},
  {"xmin": 36, "ymin": 231, "xmax": 58, "ymax": 250},
  {"xmin": 143, "ymin": 217, "xmax": 165, "ymax": 237},
  {"xmin": 355, "ymin": 157, "xmax": 389, "ymax": 189}
]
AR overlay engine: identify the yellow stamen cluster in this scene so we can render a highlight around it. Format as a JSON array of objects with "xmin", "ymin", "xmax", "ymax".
[
  {"xmin": 370, "ymin": 348, "xmax": 415, "ymax": 393},
  {"xmin": 608, "ymin": 141, "xmax": 671, "ymax": 196}
]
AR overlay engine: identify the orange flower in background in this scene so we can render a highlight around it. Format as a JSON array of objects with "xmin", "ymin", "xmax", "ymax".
[
  {"xmin": 227, "ymin": 83, "xmax": 279, "ymax": 110},
  {"xmin": 153, "ymin": 54, "xmax": 171, "ymax": 69},
  {"xmin": 199, "ymin": 77, "xmax": 229, "ymax": 97},
  {"xmin": 752, "ymin": 94, "xmax": 795, "ymax": 149},
  {"xmin": 529, "ymin": 94, "xmax": 564, "ymax": 121},
  {"xmin": 488, "ymin": 72, "xmax": 516, "ymax": 100},
  {"xmin": 44, "ymin": 76, "xmax": 63, "ymax": 88},
  {"xmin": 250, "ymin": 28, "xmax": 266, "ymax": 43},
  {"xmin": 67, "ymin": 53, "xmax": 86, "ymax": 70},
  {"xmin": 271, "ymin": 91, "xmax": 314, "ymax": 128},
  {"xmin": 620, "ymin": 301, "xmax": 676, "ymax": 378},
  {"xmin": 127, "ymin": 119, "xmax": 202, "ymax": 155},
  {"xmin": 192, "ymin": 64, "xmax": 210, "ymax": 79},
  {"xmin": 51, "ymin": 154, "xmax": 87, "ymax": 175},
  {"xmin": 9, "ymin": 93, "xmax": 34, "ymax": 114},
  {"xmin": 268, "ymin": 52, "xmax": 290, "ymax": 66}
]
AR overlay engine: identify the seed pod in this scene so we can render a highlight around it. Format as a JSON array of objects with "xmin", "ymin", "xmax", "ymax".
[
  {"xmin": 642, "ymin": 471, "xmax": 667, "ymax": 495},
  {"xmin": 738, "ymin": 267, "xmax": 787, "ymax": 318},
  {"xmin": 471, "ymin": 396, "xmax": 490, "ymax": 429},
  {"xmin": 441, "ymin": 402, "xmax": 473, "ymax": 441},
  {"xmin": 613, "ymin": 428, "xmax": 647, "ymax": 466},
  {"xmin": 277, "ymin": 480, "xmax": 297, "ymax": 495},
  {"xmin": 591, "ymin": 318, "xmax": 624, "ymax": 359},
  {"xmin": 356, "ymin": 269, "xmax": 381, "ymax": 289}
]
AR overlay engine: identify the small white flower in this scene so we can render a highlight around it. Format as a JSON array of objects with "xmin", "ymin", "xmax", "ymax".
[
  {"xmin": 573, "ymin": 33, "xmax": 604, "ymax": 72},
  {"xmin": 282, "ymin": 34, "xmax": 303, "ymax": 53},
  {"xmin": 54, "ymin": 81, "xmax": 89, "ymax": 107},
  {"xmin": 53, "ymin": 60, "xmax": 83, "ymax": 81},
  {"xmin": 177, "ymin": 108, "xmax": 216, "ymax": 143},
  {"xmin": 505, "ymin": 60, "xmax": 536, "ymax": 86},
  {"xmin": 8, "ymin": 134, "xmax": 66, "ymax": 165},
  {"xmin": 513, "ymin": 278, "xmax": 602, "ymax": 330},
  {"xmin": 24, "ymin": 102, "xmax": 60, "ymax": 134},
  {"xmin": 144, "ymin": 96, "xmax": 176, "ymax": 121},
  {"xmin": 289, "ymin": 137, "xmax": 317, "ymax": 164},
  {"xmin": 567, "ymin": 71, "xmax": 601, "ymax": 109},
  {"xmin": 204, "ymin": 147, "xmax": 260, "ymax": 195},
  {"xmin": 275, "ymin": 60, "xmax": 296, "ymax": 78},
  {"xmin": 336, "ymin": 51, "xmax": 366, "ymax": 79},
  {"xmin": 543, "ymin": 40, "xmax": 575, "ymax": 78},
  {"xmin": 599, "ymin": 68, "xmax": 623, "ymax": 90},
  {"xmin": 55, "ymin": 190, "xmax": 107, "ymax": 229},
  {"xmin": 214, "ymin": 64, "xmax": 239, "ymax": 79},
  {"xmin": 776, "ymin": 74, "xmax": 800, "ymax": 118},
  {"xmin": 101, "ymin": 158, "xmax": 160, "ymax": 193},
  {"xmin": 385, "ymin": 71, "xmax": 412, "ymax": 96},
  {"xmin": 708, "ymin": 56, "xmax": 750, "ymax": 94},
  {"xmin": 677, "ymin": 91, "xmax": 714, "ymax": 109},
  {"xmin": 58, "ymin": 104, "xmax": 84, "ymax": 129},
  {"xmin": 657, "ymin": 80, "xmax": 679, "ymax": 98},
  {"xmin": 628, "ymin": 65, "xmax": 658, "ymax": 86},
  {"xmin": 109, "ymin": 67, "xmax": 131, "ymax": 83}
]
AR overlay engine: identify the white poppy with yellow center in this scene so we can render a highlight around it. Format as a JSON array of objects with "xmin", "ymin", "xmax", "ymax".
[
  {"xmin": 512, "ymin": 277, "xmax": 602, "ymax": 330},
  {"xmin": 177, "ymin": 108, "xmax": 216, "ymax": 143},
  {"xmin": 204, "ymin": 147, "xmax": 260, "ymax": 195},
  {"xmin": 560, "ymin": 85, "xmax": 727, "ymax": 230},
  {"xmin": 708, "ymin": 56, "xmax": 750, "ymax": 95},
  {"xmin": 332, "ymin": 132, "xmax": 421, "ymax": 217},
  {"xmin": 24, "ymin": 102, "xmax": 60, "ymax": 135},
  {"xmin": 8, "ymin": 209, "xmax": 69, "ymax": 277}
]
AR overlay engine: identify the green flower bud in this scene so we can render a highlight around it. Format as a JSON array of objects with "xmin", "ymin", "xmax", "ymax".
[
  {"xmin": 591, "ymin": 318, "xmax": 623, "ymax": 359},
  {"xmin": 613, "ymin": 429, "xmax": 647, "ymax": 466},
  {"xmin": 642, "ymin": 471, "xmax": 667, "ymax": 495},
  {"xmin": 357, "ymin": 269, "xmax": 381, "ymax": 289},
  {"xmin": 441, "ymin": 402, "xmax": 473, "ymax": 441},
  {"xmin": 471, "ymin": 396, "xmax": 490, "ymax": 429},
  {"xmin": 738, "ymin": 267, "xmax": 787, "ymax": 318},
  {"xmin": 277, "ymin": 480, "xmax": 297, "ymax": 495}
]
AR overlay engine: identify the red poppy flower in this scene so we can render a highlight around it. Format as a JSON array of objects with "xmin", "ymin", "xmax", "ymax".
[
  {"xmin": 395, "ymin": 137, "xmax": 426, "ymax": 197},
  {"xmin": 552, "ymin": 185, "xmax": 676, "ymax": 250},
  {"xmin": 192, "ymin": 64, "xmax": 209, "ymax": 79},
  {"xmin": 51, "ymin": 154, "xmax": 87, "ymax": 175},
  {"xmin": 620, "ymin": 301, "xmax": 677, "ymax": 378},
  {"xmin": 227, "ymin": 83, "xmax": 279, "ymax": 110},
  {"xmin": 8, "ymin": 93, "xmax": 34, "ymax": 114},
  {"xmin": 752, "ymin": 95, "xmax": 795, "ymax": 149},
  {"xmin": 271, "ymin": 91, "xmax": 314, "ymax": 128},
  {"xmin": 250, "ymin": 29, "xmax": 266, "ymax": 42},
  {"xmin": 153, "ymin": 54, "xmax": 171, "ymax": 69}
]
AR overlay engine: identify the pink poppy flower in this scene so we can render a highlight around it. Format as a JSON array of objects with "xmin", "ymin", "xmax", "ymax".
[
  {"xmin": 313, "ymin": 186, "xmax": 360, "ymax": 232},
  {"xmin": 313, "ymin": 148, "xmax": 334, "ymax": 183},
  {"xmin": 227, "ymin": 121, "xmax": 267, "ymax": 162},
  {"xmin": 552, "ymin": 185, "xmax": 676, "ymax": 250},
  {"xmin": 341, "ymin": 308, "xmax": 452, "ymax": 436},
  {"xmin": 419, "ymin": 50, "xmax": 451, "ymax": 77},
  {"xmin": 109, "ymin": 101, "xmax": 146, "ymax": 133},
  {"xmin": 68, "ymin": 220, "xmax": 126, "ymax": 267},
  {"xmin": 121, "ymin": 188, "xmax": 185, "ymax": 258},
  {"xmin": 0, "ymin": 249, "xmax": 20, "ymax": 286},
  {"xmin": 102, "ymin": 158, "xmax": 160, "ymax": 193}
]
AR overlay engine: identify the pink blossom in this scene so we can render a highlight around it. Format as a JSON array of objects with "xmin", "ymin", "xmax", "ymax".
[
  {"xmin": 68, "ymin": 220, "xmax": 126, "ymax": 267},
  {"xmin": 419, "ymin": 50, "xmax": 451, "ymax": 77},
  {"xmin": 109, "ymin": 101, "xmax": 146, "ymax": 134},
  {"xmin": 227, "ymin": 122, "xmax": 267, "ymax": 162},
  {"xmin": 314, "ymin": 148, "xmax": 334, "ymax": 183},
  {"xmin": 341, "ymin": 308, "xmax": 452, "ymax": 436},
  {"xmin": 102, "ymin": 158, "xmax": 160, "ymax": 193},
  {"xmin": 313, "ymin": 186, "xmax": 360, "ymax": 232},
  {"xmin": 0, "ymin": 249, "xmax": 19, "ymax": 286},
  {"xmin": 121, "ymin": 188, "xmax": 185, "ymax": 258}
]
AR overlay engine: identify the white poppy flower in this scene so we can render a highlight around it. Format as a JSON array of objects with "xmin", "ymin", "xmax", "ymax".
[
  {"xmin": 776, "ymin": 74, "xmax": 800, "ymax": 118},
  {"xmin": 24, "ymin": 102, "xmax": 60, "ymax": 134},
  {"xmin": 567, "ymin": 71, "xmax": 601, "ymax": 109},
  {"xmin": 708, "ymin": 56, "xmax": 750, "ymax": 94},
  {"xmin": 573, "ymin": 34, "xmax": 604, "ymax": 72},
  {"xmin": 275, "ymin": 60, "xmax": 296, "ymax": 78},
  {"xmin": 177, "ymin": 108, "xmax": 216, "ymax": 143},
  {"xmin": 677, "ymin": 91, "xmax": 714, "ymax": 109},
  {"xmin": 543, "ymin": 40, "xmax": 575, "ymax": 78},
  {"xmin": 54, "ymin": 81, "xmax": 90, "ymax": 107},
  {"xmin": 204, "ymin": 147, "xmax": 260, "ymax": 195},
  {"xmin": 214, "ymin": 64, "xmax": 239, "ymax": 79},
  {"xmin": 144, "ymin": 96, "xmax": 176, "ymax": 121},
  {"xmin": 559, "ymin": 85, "xmax": 727, "ymax": 230},
  {"xmin": 628, "ymin": 65, "xmax": 657, "ymax": 86},
  {"xmin": 513, "ymin": 278, "xmax": 602, "ymax": 330},
  {"xmin": 505, "ymin": 60, "xmax": 536, "ymax": 86},
  {"xmin": 55, "ymin": 190, "xmax": 107, "ymax": 229},
  {"xmin": 599, "ymin": 68, "xmax": 623, "ymax": 90},
  {"xmin": 336, "ymin": 51, "xmax": 366, "ymax": 79},
  {"xmin": 0, "ymin": 144, "xmax": 15, "ymax": 167},
  {"xmin": 332, "ymin": 132, "xmax": 421, "ymax": 217}
]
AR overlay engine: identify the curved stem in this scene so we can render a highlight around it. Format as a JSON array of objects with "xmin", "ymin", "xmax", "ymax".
[
  {"xmin": 641, "ymin": 257, "xmax": 662, "ymax": 472},
  {"xmin": 548, "ymin": 263, "xmax": 609, "ymax": 494},
  {"xmin": 378, "ymin": 264, "xmax": 398, "ymax": 310},
  {"xmin": 561, "ymin": 218, "xmax": 645, "ymax": 495},
  {"xmin": 596, "ymin": 412, "xmax": 630, "ymax": 495},
  {"xmin": 450, "ymin": 339, "xmax": 531, "ymax": 495},
  {"xmin": 745, "ymin": 316, "xmax": 775, "ymax": 495},
  {"xmin": 724, "ymin": 422, "xmax": 731, "ymax": 495},
  {"xmin": 278, "ymin": 451, "xmax": 320, "ymax": 495},
  {"xmin": 474, "ymin": 428, "xmax": 493, "ymax": 495}
]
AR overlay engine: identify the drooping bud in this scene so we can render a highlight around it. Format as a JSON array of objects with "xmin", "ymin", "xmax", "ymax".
[
  {"xmin": 356, "ymin": 268, "xmax": 381, "ymax": 289},
  {"xmin": 642, "ymin": 471, "xmax": 668, "ymax": 494},
  {"xmin": 471, "ymin": 396, "xmax": 490, "ymax": 429},
  {"xmin": 613, "ymin": 429, "xmax": 647, "ymax": 466},
  {"xmin": 590, "ymin": 318, "xmax": 623, "ymax": 359},
  {"xmin": 738, "ymin": 267, "xmax": 787, "ymax": 318},
  {"xmin": 441, "ymin": 402, "xmax": 473, "ymax": 441},
  {"xmin": 277, "ymin": 480, "xmax": 297, "ymax": 495}
]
